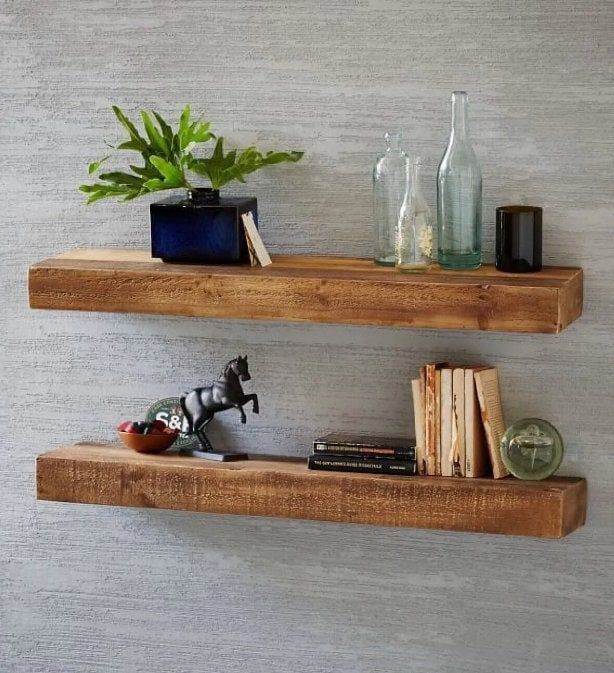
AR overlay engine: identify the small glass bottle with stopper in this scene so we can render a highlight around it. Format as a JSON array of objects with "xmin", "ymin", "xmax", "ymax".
[{"xmin": 396, "ymin": 159, "xmax": 433, "ymax": 272}]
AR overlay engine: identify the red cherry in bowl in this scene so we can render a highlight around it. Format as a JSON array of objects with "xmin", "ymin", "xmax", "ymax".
[{"xmin": 153, "ymin": 420, "xmax": 168, "ymax": 433}]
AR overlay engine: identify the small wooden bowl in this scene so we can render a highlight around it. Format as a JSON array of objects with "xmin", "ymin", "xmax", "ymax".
[{"xmin": 118, "ymin": 431, "xmax": 178, "ymax": 454}]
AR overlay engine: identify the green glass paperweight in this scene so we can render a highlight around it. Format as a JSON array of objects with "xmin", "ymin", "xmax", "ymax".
[{"xmin": 500, "ymin": 418, "xmax": 564, "ymax": 480}]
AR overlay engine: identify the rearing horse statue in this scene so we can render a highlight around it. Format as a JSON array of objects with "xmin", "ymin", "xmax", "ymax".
[{"xmin": 180, "ymin": 356, "xmax": 259, "ymax": 459}]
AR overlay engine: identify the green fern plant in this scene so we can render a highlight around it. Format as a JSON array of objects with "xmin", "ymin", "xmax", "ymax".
[{"xmin": 80, "ymin": 106, "xmax": 303, "ymax": 204}]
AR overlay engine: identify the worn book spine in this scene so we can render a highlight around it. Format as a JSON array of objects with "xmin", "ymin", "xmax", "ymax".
[
  {"xmin": 425, "ymin": 363, "xmax": 438, "ymax": 475},
  {"xmin": 465, "ymin": 367, "xmax": 488, "ymax": 478},
  {"xmin": 452, "ymin": 368, "xmax": 466, "ymax": 476},
  {"xmin": 313, "ymin": 442, "xmax": 416, "ymax": 459},
  {"xmin": 412, "ymin": 378, "xmax": 426, "ymax": 475},
  {"xmin": 434, "ymin": 369, "xmax": 442, "ymax": 475},
  {"xmin": 419, "ymin": 367, "xmax": 427, "ymax": 474},
  {"xmin": 308, "ymin": 454, "xmax": 417, "ymax": 475},
  {"xmin": 440, "ymin": 368, "xmax": 453, "ymax": 477},
  {"xmin": 474, "ymin": 368, "xmax": 509, "ymax": 479}
]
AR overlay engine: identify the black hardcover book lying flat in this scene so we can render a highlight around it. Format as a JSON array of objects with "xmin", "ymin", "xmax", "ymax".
[
  {"xmin": 313, "ymin": 433, "xmax": 416, "ymax": 459},
  {"xmin": 308, "ymin": 453, "xmax": 417, "ymax": 476}
]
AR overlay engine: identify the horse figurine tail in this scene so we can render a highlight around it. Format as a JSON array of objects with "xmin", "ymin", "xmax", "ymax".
[{"xmin": 179, "ymin": 394, "xmax": 193, "ymax": 435}]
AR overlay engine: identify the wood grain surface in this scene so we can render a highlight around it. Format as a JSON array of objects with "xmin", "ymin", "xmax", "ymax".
[
  {"xmin": 4, "ymin": 1, "xmax": 614, "ymax": 672},
  {"xmin": 36, "ymin": 444, "xmax": 587, "ymax": 538},
  {"xmin": 29, "ymin": 248, "xmax": 583, "ymax": 333}
]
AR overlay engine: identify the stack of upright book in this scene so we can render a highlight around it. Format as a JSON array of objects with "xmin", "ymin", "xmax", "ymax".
[
  {"xmin": 411, "ymin": 363, "xmax": 509, "ymax": 478},
  {"xmin": 307, "ymin": 433, "xmax": 417, "ymax": 476}
]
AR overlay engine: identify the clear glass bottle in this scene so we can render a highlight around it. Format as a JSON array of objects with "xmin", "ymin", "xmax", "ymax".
[
  {"xmin": 373, "ymin": 131, "xmax": 409, "ymax": 266},
  {"xmin": 437, "ymin": 91, "xmax": 482, "ymax": 269},
  {"xmin": 396, "ymin": 159, "xmax": 433, "ymax": 271}
]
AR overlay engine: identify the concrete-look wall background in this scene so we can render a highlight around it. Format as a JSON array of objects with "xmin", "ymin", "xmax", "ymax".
[{"xmin": 2, "ymin": 2, "xmax": 613, "ymax": 672}]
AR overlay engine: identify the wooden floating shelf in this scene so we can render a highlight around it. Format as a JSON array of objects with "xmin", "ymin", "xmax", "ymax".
[
  {"xmin": 28, "ymin": 248, "xmax": 583, "ymax": 333},
  {"xmin": 36, "ymin": 444, "xmax": 587, "ymax": 538}
]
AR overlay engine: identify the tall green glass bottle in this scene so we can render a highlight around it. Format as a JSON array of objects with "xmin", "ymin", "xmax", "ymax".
[{"xmin": 437, "ymin": 91, "xmax": 482, "ymax": 270}]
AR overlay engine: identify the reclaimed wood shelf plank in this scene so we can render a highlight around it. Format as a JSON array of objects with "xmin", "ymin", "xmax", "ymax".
[
  {"xmin": 36, "ymin": 444, "xmax": 587, "ymax": 538},
  {"xmin": 28, "ymin": 248, "xmax": 583, "ymax": 333}
]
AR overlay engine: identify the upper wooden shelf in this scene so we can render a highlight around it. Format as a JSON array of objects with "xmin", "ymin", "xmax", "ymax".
[
  {"xmin": 37, "ymin": 444, "xmax": 587, "ymax": 538},
  {"xmin": 28, "ymin": 248, "xmax": 582, "ymax": 333}
]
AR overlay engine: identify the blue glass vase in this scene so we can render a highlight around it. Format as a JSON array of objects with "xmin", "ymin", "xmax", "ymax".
[{"xmin": 150, "ymin": 188, "xmax": 257, "ymax": 264}]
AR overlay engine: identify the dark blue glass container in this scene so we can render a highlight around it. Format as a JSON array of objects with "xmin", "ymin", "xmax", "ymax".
[{"xmin": 150, "ymin": 188, "xmax": 258, "ymax": 264}]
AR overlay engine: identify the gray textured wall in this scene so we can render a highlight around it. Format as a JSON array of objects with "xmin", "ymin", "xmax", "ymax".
[{"xmin": 2, "ymin": 1, "xmax": 614, "ymax": 672}]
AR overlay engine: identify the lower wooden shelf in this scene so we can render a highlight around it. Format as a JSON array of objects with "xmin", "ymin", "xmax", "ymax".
[{"xmin": 36, "ymin": 444, "xmax": 587, "ymax": 538}]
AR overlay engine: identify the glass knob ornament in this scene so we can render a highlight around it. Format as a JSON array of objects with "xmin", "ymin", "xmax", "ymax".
[{"xmin": 500, "ymin": 418, "xmax": 564, "ymax": 480}]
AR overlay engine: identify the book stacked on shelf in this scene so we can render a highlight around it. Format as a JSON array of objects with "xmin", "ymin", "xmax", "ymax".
[
  {"xmin": 411, "ymin": 364, "xmax": 509, "ymax": 479},
  {"xmin": 307, "ymin": 433, "xmax": 417, "ymax": 476}
]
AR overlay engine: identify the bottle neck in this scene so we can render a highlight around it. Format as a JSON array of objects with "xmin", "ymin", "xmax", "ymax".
[
  {"xmin": 410, "ymin": 161, "xmax": 423, "ymax": 199},
  {"xmin": 385, "ymin": 130, "xmax": 403, "ymax": 153},
  {"xmin": 450, "ymin": 91, "xmax": 469, "ymax": 141}
]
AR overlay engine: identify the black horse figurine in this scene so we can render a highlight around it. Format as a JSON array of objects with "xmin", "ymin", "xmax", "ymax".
[{"xmin": 179, "ymin": 356, "xmax": 259, "ymax": 461}]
